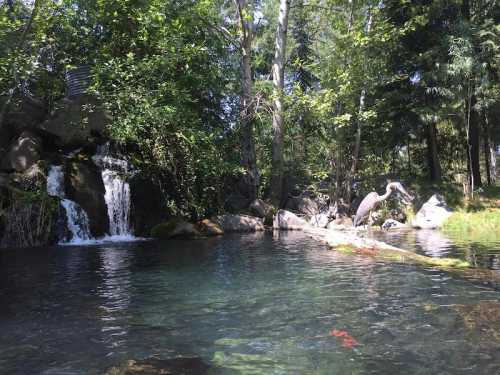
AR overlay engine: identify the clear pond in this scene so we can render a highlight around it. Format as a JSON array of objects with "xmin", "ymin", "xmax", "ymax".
[{"xmin": 1, "ymin": 231, "xmax": 499, "ymax": 374}]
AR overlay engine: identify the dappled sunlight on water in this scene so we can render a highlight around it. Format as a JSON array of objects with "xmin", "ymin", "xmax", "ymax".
[{"xmin": 0, "ymin": 232, "xmax": 499, "ymax": 374}]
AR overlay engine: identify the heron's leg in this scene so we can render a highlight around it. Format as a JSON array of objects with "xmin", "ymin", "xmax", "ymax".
[{"xmin": 368, "ymin": 210, "xmax": 373, "ymax": 231}]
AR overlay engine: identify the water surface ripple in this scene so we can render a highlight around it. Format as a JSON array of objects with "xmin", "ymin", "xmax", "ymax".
[{"xmin": 0, "ymin": 232, "xmax": 499, "ymax": 374}]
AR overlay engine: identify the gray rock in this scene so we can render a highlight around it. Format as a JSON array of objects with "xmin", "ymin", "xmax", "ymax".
[
  {"xmin": 327, "ymin": 216, "xmax": 353, "ymax": 230},
  {"xmin": 212, "ymin": 214, "xmax": 264, "ymax": 232},
  {"xmin": 412, "ymin": 194, "xmax": 452, "ymax": 229},
  {"xmin": 249, "ymin": 198, "xmax": 274, "ymax": 218},
  {"xmin": 273, "ymin": 210, "xmax": 310, "ymax": 230},
  {"xmin": 309, "ymin": 213, "xmax": 330, "ymax": 228},
  {"xmin": 285, "ymin": 196, "xmax": 320, "ymax": 216},
  {"xmin": 38, "ymin": 96, "xmax": 110, "ymax": 148},
  {"xmin": 1, "ymin": 130, "xmax": 42, "ymax": 172}
]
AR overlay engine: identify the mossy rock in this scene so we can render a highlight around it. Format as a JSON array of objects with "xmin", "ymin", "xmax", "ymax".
[{"xmin": 151, "ymin": 218, "xmax": 200, "ymax": 239}]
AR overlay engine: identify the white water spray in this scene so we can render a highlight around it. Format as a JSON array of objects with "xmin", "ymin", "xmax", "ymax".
[
  {"xmin": 47, "ymin": 165, "xmax": 92, "ymax": 243},
  {"xmin": 93, "ymin": 144, "xmax": 134, "ymax": 238}
]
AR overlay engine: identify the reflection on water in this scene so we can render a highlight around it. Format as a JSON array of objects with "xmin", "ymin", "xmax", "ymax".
[
  {"xmin": 372, "ymin": 229, "xmax": 500, "ymax": 270},
  {"xmin": 0, "ymin": 232, "xmax": 499, "ymax": 374}
]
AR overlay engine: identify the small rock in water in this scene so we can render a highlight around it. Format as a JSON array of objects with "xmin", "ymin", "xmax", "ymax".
[{"xmin": 381, "ymin": 219, "xmax": 407, "ymax": 230}]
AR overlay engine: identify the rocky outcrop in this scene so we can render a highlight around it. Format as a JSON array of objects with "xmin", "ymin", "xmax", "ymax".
[
  {"xmin": 212, "ymin": 214, "xmax": 264, "ymax": 232},
  {"xmin": 273, "ymin": 210, "xmax": 310, "ymax": 230},
  {"xmin": 412, "ymin": 194, "xmax": 452, "ymax": 229},
  {"xmin": 38, "ymin": 96, "xmax": 110, "ymax": 148},
  {"xmin": 151, "ymin": 219, "xmax": 201, "ymax": 239},
  {"xmin": 130, "ymin": 175, "xmax": 169, "ymax": 237},
  {"xmin": 65, "ymin": 160, "xmax": 109, "ymax": 237},
  {"xmin": 1, "ymin": 130, "xmax": 42, "ymax": 172}
]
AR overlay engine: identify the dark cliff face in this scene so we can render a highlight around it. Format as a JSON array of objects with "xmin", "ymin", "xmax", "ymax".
[
  {"xmin": 129, "ymin": 174, "xmax": 169, "ymax": 237},
  {"xmin": 65, "ymin": 160, "xmax": 109, "ymax": 238}
]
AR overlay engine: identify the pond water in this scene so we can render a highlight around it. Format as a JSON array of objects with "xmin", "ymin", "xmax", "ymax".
[{"xmin": 1, "ymin": 232, "xmax": 499, "ymax": 374}]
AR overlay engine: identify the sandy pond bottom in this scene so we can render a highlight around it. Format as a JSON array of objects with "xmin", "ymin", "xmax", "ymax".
[{"xmin": 0, "ymin": 231, "xmax": 499, "ymax": 374}]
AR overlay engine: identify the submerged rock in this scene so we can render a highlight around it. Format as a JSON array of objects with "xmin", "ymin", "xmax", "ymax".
[
  {"xmin": 412, "ymin": 194, "xmax": 452, "ymax": 229},
  {"xmin": 452, "ymin": 301, "xmax": 500, "ymax": 343},
  {"xmin": 105, "ymin": 357, "xmax": 210, "ymax": 375},
  {"xmin": 273, "ymin": 210, "xmax": 309, "ymax": 230},
  {"xmin": 151, "ymin": 219, "xmax": 201, "ymax": 239},
  {"xmin": 212, "ymin": 214, "xmax": 264, "ymax": 232}
]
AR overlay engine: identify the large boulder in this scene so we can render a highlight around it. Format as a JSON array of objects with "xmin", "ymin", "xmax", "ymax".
[
  {"xmin": 273, "ymin": 210, "xmax": 310, "ymax": 230},
  {"xmin": 249, "ymin": 198, "xmax": 274, "ymax": 218},
  {"xmin": 151, "ymin": 219, "xmax": 201, "ymax": 239},
  {"xmin": 65, "ymin": 160, "xmax": 109, "ymax": 237},
  {"xmin": 285, "ymin": 196, "xmax": 320, "ymax": 216},
  {"xmin": 212, "ymin": 214, "xmax": 264, "ymax": 232},
  {"xmin": 1, "ymin": 130, "xmax": 42, "ymax": 172},
  {"xmin": 412, "ymin": 194, "xmax": 452, "ymax": 229},
  {"xmin": 38, "ymin": 96, "xmax": 110, "ymax": 148}
]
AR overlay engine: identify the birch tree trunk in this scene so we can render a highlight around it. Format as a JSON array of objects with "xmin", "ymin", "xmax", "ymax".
[
  {"xmin": 270, "ymin": 0, "xmax": 290, "ymax": 207},
  {"xmin": 234, "ymin": 0, "xmax": 259, "ymax": 201}
]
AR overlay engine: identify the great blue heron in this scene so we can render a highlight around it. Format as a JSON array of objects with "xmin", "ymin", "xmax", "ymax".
[{"xmin": 354, "ymin": 182, "xmax": 414, "ymax": 227}]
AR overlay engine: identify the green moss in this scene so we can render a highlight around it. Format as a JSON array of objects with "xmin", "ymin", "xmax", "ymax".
[
  {"xmin": 150, "ymin": 218, "xmax": 184, "ymax": 239},
  {"xmin": 333, "ymin": 243, "xmax": 470, "ymax": 269}
]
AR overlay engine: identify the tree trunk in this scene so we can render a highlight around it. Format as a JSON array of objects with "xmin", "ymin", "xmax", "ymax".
[
  {"xmin": 270, "ymin": 0, "xmax": 290, "ymax": 207},
  {"xmin": 346, "ymin": 4, "xmax": 372, "ymax": 206},
  {"xmin": 483, "ymin": 114, "xmax": 492, "ymax": 185},
  {"xmin": 469, "ymin": 96, "xmax": 482, "ymax": 187},
  {"xmin": 234, "ymin": 0, "xmax": 259, "ymax": 201},
  {"xmin": 427, "ymin": 122, "xmax": 442, "ymax": 182}
]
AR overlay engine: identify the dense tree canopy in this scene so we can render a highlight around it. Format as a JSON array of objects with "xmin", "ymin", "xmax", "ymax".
[{"xmin": 0, "ymin": 0, "xmax": 498, "ymax": 217}]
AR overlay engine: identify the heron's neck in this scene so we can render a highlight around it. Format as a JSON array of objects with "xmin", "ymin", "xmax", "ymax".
[{"xmin": 378, "ymin": 187, "xmax": 393, "ymax": 202}]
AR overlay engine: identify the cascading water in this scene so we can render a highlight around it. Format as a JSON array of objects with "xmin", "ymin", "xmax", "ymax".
[
  {"xmin": 47, "ymin": 165, "xmax": 92, "ymax": 243},
  {"xmin": 92, "ymin": 144, "xmax": 134, "ymax": 238}
]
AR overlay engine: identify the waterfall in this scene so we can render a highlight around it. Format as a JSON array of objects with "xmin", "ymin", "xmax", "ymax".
[
  {"xmin": 47, "ymin": 165, "xmax": 92, "ymax": 243},
  {"xmin": 93, "ymin": 144, "xmax": 134, "ymax": 238}
]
